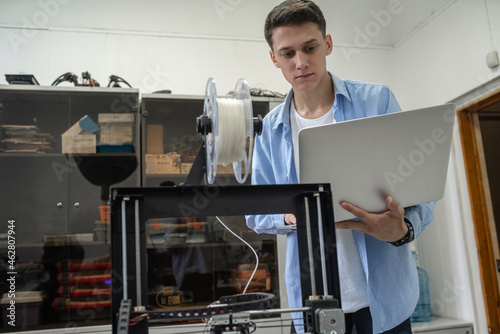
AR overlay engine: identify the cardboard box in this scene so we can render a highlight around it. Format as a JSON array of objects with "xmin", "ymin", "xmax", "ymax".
[
  {"xmin": 61, "ymin": 115, "xmax": 98, "ymax": 154},
  {"xmin": 100, "ymin": 125, "xmax": 133, "ymax": 145},
  {"xmin": 98, "ymin": 113, "xmax": 134, "ymax": 145},
  {"xmin": 43, "ymin": 234, "xmax": 94, "ymax": 245},
  {"xmin": 98, "ymin": 113, "xmax": 134, "ymax": 123},
  {"xmin": 217, "ymin": 164, "xmax": 234, "ymax": 174},
  {"xmin": 232, "ymin": 264, "xmax": 271, "ymax": 293},
  {"xmin": 217, "ymin": 163, "xmax": 248, "ymax": 175},
  {"xmin": 181, "ymin": 163, "xmax": 193, "ymax": 175},
  {"xmin": 145, "ymin": 153, "xmax": 180, "ymax": 174},
  {"xmin": 62, "ymin": 134, "xmax": 96, "ymax": 154},
  {"xmin": 146, "ymin": 124, "xmax": 164, "ymax": 154}
]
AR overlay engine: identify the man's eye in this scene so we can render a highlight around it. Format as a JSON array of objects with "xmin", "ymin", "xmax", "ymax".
[
  {"xmin": 306, "ymin": 46, "xmax": 317, "ymax": 52},
  {"xmin": 282, "ymin": 52, "xmax": 294, "ymax": 58}
]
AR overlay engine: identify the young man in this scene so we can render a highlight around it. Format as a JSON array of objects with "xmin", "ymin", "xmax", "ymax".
[{"xmin": 246, "ymin": 1, "xmax": 435, "ymax": 333}]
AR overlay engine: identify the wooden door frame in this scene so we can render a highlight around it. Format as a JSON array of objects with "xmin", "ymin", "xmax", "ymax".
[{"xmin": 458, "ymin": 91, "xmax": 500, "ymax": 334}]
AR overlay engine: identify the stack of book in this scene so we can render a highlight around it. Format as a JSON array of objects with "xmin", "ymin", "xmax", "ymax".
[{"xmin": 1, "ymin": 125, "xmax": 55, "ymax": 153}]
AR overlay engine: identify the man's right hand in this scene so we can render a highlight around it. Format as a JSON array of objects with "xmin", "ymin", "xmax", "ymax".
[{"xmin": 285, "ymin": 213, "xmax": 297, "ymax": 225}]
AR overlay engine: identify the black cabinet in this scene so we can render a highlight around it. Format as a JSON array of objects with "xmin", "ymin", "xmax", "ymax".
[
  {"xmin": 0, "ymin": 85, "xmax": 140, "ymax": 331},
  {"xmin": 0, "ymin": 87, "xmax": 284, "ymax": 333}
]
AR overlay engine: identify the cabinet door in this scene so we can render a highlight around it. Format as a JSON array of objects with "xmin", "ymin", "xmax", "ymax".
[
  {"xmin": 141, "ymin": 97, "xmax": 204, "ymax": 187},
  {"xmin": 0, "ymin": 155, "xmax": 69, "ymax": 244},
  {"xmin": 0, "ymin": 89, "xmax": 71, "ymax": 244},
  {"xmin": 140, "ymin": 96, "xmax": 275, "ymax": 186},
  {"xmin": 65, "ymin": 92, "xmax": 140, "ymax": 233}
]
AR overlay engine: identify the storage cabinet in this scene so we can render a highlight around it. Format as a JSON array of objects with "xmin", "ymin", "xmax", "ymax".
[
  {"xmin": 0, "ymin": 87, "xmax": 285, "ymax": 333},
  {"xmin": 0, "ymin": 85, "xmax": 140, "ymax": 331}
]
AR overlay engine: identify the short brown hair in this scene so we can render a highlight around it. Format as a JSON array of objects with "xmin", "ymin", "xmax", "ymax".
[{"xmin": 264, "ymin": 0, "xmax": 326, "ymax": 50}]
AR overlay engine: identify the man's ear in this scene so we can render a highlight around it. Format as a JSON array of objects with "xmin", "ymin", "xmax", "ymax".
[
  {"xmin": 325, "ymin": 34, "xmax": 333, "ymax": 56},
  {"xmin": 269, "ymin": 50, "xmax": 280, "ymax": 68}
]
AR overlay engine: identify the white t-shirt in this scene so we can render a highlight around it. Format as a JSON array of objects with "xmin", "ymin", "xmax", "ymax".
[{"xmin": 290, "ymin": 100, "xmax": 370, "ymax": 313}]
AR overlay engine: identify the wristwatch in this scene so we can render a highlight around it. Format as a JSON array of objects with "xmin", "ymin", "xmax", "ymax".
[{"xmin": 389, "ymin": 218, "xmax": 414, "ymax": 247}]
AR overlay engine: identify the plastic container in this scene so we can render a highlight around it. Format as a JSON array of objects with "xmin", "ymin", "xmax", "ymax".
[
  {"xmin": 411, "ymin": 251, "xmax": 433, "ymax": 322},
  {"xmin": 99, "ymin": 206, "xmax": 110, "ymax": 223},
  {"xmin": 94, "ymin": 221, "xmax": 111, "ymax": 243},
  {"xmin": 96, "ymin": 143, "xmax": 134, "ymax": 153},
  {"xmin": 1, "ymin": 291, "xmax": 43, "ymax": 328}
]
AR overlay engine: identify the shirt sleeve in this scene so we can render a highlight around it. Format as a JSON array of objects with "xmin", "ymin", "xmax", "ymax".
[
  {"xmin": 405, "ymin": 202, "xmax": 435, "ymax": 238},
  {"xmin": 245, "ymin": 118, "xmax": 290, "ymax": 235}
]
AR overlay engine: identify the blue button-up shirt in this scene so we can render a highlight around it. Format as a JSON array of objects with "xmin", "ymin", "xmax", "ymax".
[{"xmin": 246, "ymin": 74, "xmax": 435, "ymax": 333}]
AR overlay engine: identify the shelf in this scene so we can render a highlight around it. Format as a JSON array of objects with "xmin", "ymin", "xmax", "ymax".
[
  {"xmin": 0, "ymin": 83, "xmax": 139, "ymax": 95},
  {"xmin": 1, "ymin": 240, "xmax": 110, "ymax": 248},
  {"xmin": 0, "ymin": 152, "xmax": 137, "ymax": 157},
  {"xmin": 0, "ymin": 152, "xmax": 64, "ymax": 157},
  {"xmin": 145, "ymin": 172, "xmax": 250, "ymax": 177},
  {"xmin": 146, "ymin": 239, "xmax": 275, "ymax": 249},
  {"xmin": 145, "ymin": 173, "xmax": 187, "ymax": 177},
  {"xmin": 66, "ymin": 153, "xmax": 137, "ymax": 157},
  {"xmin": 412, "ymin": 317, "xmax": 473, "ymax": 333}
]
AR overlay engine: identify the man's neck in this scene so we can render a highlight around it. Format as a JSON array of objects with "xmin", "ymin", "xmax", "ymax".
[{"xmin": 292, "ymin": 73, "xmax": 335, "ymax": 119}]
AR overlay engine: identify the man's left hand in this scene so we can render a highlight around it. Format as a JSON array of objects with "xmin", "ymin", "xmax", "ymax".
[{"xmin": 335, "ymin": 196, "xmax": 407, "ymax": 242}]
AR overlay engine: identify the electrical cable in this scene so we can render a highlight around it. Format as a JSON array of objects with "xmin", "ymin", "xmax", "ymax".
[
  {"xmin": 155, "ymin": 289, "xmax": 168, "ymax": 309},
  {"xmin": 81, "ymin": 71, "xmax": 100, "ymax": 87},
  {"xmin": 215, "ymin": 216, "xmax": 259, "ymax": 294},
  {"xmin": 51, "ymin": 72, "xmax": 78, "ymax": 86},
  {"xmin": 249, "ymin": 321, "xmax": 257, "ymax": 333},
  {"xmin": 129, "ymin": 313, "xmax": 149, "ymax": 326},
  {"xmin": 249, "ymin": 87, "xmax": 286, "ymax": 99},
  {"xmin": 108, "ymin": 75, "xmax": 132, "ymax": 88}
]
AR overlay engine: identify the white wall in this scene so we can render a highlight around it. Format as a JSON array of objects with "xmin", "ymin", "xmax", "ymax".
[
  {"xmin": 0, "ymin": 27, "xmax": 285, "ymax": 96},
  {"xmin": 0, "ymin": 0, "xmax": 395, "ymax": 95},
  {"xmin": 0, "ymin": 0, "xmax": 284, "ymax": 95},
  {"xmin": 393, "ymin": 1, "xmax": 500, "ymax": 334},
  {"xmin": 393, "ymin": 0, "xmax": 500, "ymax": 110}
]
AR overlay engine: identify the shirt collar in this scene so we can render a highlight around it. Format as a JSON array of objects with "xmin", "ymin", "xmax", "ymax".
[
  {"xmin": 273, "ymin": 72, "xmax": 351, "ymax": 130},
  {"xmin": 331, "ymin": 73, "xmax": 352, "ymax": 102}
]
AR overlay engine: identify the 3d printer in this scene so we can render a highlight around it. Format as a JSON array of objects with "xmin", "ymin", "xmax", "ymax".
[{"xmin": 110, "ymin": 78, "xmax": 345, "ymax": 334}]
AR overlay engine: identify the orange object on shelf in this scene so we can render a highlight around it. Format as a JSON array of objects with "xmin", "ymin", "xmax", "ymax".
[{"xmin": 99, "ymin": 206, "xmax": 110, "ymax": 223}]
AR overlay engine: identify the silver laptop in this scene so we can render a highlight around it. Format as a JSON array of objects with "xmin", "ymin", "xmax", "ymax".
[{"xmin": 299, "ymin": 104, "xmax": 456, "ymax": 222}]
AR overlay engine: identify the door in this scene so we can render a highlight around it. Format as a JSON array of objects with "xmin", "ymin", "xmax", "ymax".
[{"xmin": 458, "ymin": 93, "xmax": 500, "ymax": 333}]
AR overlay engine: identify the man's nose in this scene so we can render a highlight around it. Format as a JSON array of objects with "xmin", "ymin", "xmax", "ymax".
[{"xmin": 296, "ymin": 52, "xmax": 309, "ymax": 69}]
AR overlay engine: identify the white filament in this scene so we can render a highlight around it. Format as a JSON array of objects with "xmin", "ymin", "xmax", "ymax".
[
  {"xmin": 216, "ymin": 98, "xmax": 247, "ymax": 164},
  {"xmin": 215, "ymin": 216, "xmax": 259, "ymax": 295}
]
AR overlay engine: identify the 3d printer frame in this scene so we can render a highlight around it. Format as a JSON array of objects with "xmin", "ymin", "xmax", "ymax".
[{"xmin": 110, "ymin": 183, "xmax": 343, "ymax": 334}]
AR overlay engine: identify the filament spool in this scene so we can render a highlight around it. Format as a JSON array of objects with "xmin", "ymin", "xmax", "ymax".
[{"xmin": 202, "ymin": 78, "xmax": 254, "ymax": 184}]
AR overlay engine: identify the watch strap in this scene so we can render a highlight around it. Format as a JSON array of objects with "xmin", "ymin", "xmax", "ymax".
[{"xmin": 389, "ymin": 218, "xmax": 414, "ymax": 247}]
